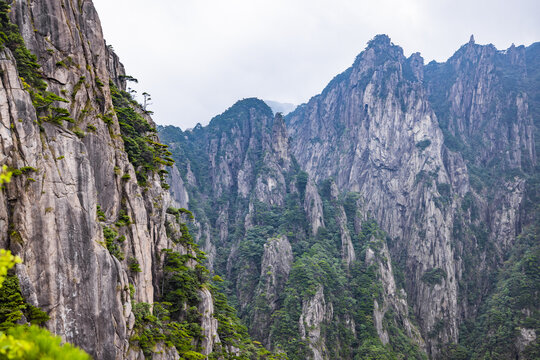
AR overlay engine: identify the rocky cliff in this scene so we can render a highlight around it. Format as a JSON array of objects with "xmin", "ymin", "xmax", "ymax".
[
  {"xmin": 160, "ymin": 98, "xmax": 426, "ymax": 359},
  {"xmin": 284, "ymin": 34, "xmax": 539, "ymax": 358},
  {"xmin": 0, "ymin": 1, "xmax": 278, "ymax": 359},
  {"xmin": 0, "ymin": 0, "xmax": 537, "ymax": 358},
  {"xmin": 160, "ymin": 35, "xmax": 539, "ymax": 359}
]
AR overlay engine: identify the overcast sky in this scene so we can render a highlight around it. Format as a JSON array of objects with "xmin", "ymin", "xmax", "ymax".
[{"xmin": 92, "ymin": 0, "xmax": 539, "ymax": 130}]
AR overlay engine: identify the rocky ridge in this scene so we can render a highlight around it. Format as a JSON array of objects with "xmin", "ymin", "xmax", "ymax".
[
  {"xmin": 0, "ymin": 0, "xmax": 266, "ymax": 359},
  {"xmin": 161, "ymin": 35, "xmax": 539, "ymax": 359},
  {"xmin": 0, "ymin": 0, "xmax": 537, "ymax": 358}
]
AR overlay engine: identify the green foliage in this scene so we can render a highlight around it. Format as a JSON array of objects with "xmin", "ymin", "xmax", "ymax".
[
  {"xmin": 95, "ymin": 77, "xmax": 104, "ymax": 88},
  {"xmin": 166, "ymin": 207, "xmax": 194, "ymax": 220},
  {"xmin": 73, "ymin": 127, "xmax": 85, "ymax": 138},
  {"xmin": 166, "ymin": 208, "xmax": 197, "ymax": 246},
  {"xmin": 0, "ymin": 324, "xmax": 91, "ymax": 359},
  {"xmin": 96, "ymin": 205, "xmax": 106, "ymax": 222},
  {"xmin": 0, "ymin": 165, "xmax": 12, "ymax": 185},
  {"xmin": 355, "ymin": 339, "xmax": 396, "ymax": 360},
  {"xmin": 459, "ymin": 216, "xmax": 540, "ymax": 359},
  {"xmin": 436, "ymin": 183, "xmax": 451, "ymax": 199},
  {"xmin": 103, "ymin": 226, "xmax": 124, "ymax": 260},
  {"xmin": 157, "ymin": 103, "xmax": 428, "ymax": 359},
  {"xmin": 110, "ymin": 82, "xmax": 173, "ymax": 186},
  {"xmin": 296, "ymin": 171, "xmax": 309, "ymax": 200},
  {"xmin": 0, "ymin": 1, "xmax": 74, "ymax": 127},
  {"xmin": 0, "ymin": 250, "xmax": 19, "ymax": 288},
  {"xmin": 0, "ymin": 274, "xmax": 49, "ymax": 331},
  {"xmin": 209, "ymin": 282, "xmax": 250, "ymax": 346},
  {"xmin": 130, "ymin": 302, "xmax": 205, "ymax": 359},
  {"xmin": 421, "ymin": 268, "xmax": 447, "ymax": 286},
  {"xmin": 115, "ymin": 209, "xmax": 131, "ymax": 227},
  {"xmin": 128, "ymin": 258, "xmax": 142, "ymax": 273},
  {"xmin": 0, "ymin": 248, "xmax": 89, "ymax": 359},
  {"xmin": 161, "ymin": 249, "xmax": 205, "ymax": 315},
  {"xmin": 129, "ymin": 219, "xmax": 283, "ymax": 359},
  {"xmin": 71, "ymin": 76, "xmax": 85, "ymax": 100},
  {"xmin": 267, "ymin": 197, "xmax": 426, "ymax": 360},
  {"xmin": 0, "ymin": 2, "xmax": 44, "ymax": 91},
  {"xmin": 415, "ymin": 139, "xmax": 431, "ymax": 151},
  {"xmin": 19, "ymin": 167, "xmax": 36, "ymax": 174},
  {"xmin": 238, "ymin": 226, "xmax": 274, "ymax": 267}
]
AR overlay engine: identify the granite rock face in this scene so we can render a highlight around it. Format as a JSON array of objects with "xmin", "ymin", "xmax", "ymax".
[
  {"xmin": 3, "ymin": 1, "xmax": 537, "ymax": 358},
  {"xmin": 251, "ymin": 235, "xmax": 293, "ymax": 345},
  {"xmin": 286, "ymin": 34, "xmax": 539, "ymax": 357},
  {"xmin": 298, "ymin": 286, "xmax": 333, "ymax": 360},
  {"xmin": 0, "ymin": 1, "xmax": 220, "ymax": 358},
  {"xmin": 288, "ymin": 35, "xmax": 463, "ymax": 352},
  {"xmin": 160, "ymin": 35, "xmax": 539, "ymax": 359},
  {"xmin": 160, "ymin": 93, "xmax": 426, "ymax": 358}
]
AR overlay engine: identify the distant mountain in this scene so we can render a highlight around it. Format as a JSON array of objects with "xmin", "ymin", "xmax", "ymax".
[
  {"xmin": 264, "ymin": 99, "xmax": 297, "ymax": 115},
  {"xmin": 161, "ymin": 34, "xmax": 540, "ymax": 360}
]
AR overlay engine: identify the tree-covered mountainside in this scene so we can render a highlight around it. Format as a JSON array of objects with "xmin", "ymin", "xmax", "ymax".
[
  {"xmin": 160, "ymin": 99, "xmax": 426, "ymax": 359},
  {"xmin": 160, "ymin": 36, "xmax": 540, "ymax": 360}
]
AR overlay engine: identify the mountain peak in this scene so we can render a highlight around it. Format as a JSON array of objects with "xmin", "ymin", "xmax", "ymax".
[
  {"xmin": 224, "ymin": 97, "xmax": 273, "ymax": 117},
  {"xmin": 207, "ymin": 97, "xmax": 273, "ymax": 130},
  {"xmin": 367, "ymin": 34, "xmax": 392, "ymax": 49},
  {"xmin": 351, "ymin": 34, "xmax": 405, "ymax": 70}
]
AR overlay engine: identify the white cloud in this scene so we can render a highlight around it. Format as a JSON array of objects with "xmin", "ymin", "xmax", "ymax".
[{"xmin": 93, "ymin": 0, "xmax": 540, "ymax": 129}]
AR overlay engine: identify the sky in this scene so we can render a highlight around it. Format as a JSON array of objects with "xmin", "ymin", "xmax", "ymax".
[{"xmin": 92, "ymin": 0, "xmax": 540, "ymax": 130}]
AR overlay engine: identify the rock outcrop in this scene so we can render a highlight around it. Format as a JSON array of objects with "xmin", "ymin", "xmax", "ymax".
[
  {"xmin": 287, "ymin": 35, "xmax": 462, "ymax": 353},
  {"xmin": 0, "ymin": 1, "xmax": 224, "ymax": 358},
  {"xmin": 160, "ymin": 35, "xmax": 539, "ymax": 359},
  {"xmin": 7, "ymin": 1, "xmax": 534, "ymax": 357},
  {"xmin": 251, "ymin": 235, "xmax": 293, "ymax": 345},
  {"xmin": 298, "ymin": 286, "xmax": 332, "ymax": 360}
]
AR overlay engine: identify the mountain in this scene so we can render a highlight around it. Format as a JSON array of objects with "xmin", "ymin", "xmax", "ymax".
[
  {"xmin": 0, "ymin": 0, "xmax": 280, "ymax": 359},
  {"xmin": 159, "ymin": 97, "xmax": 426, "ymax": 359},
  {"xmin": 0, "ymin": 0, "xmax": 537, "ymax": 358},
  {"xmin": 160, "ymin": 35, "xmax": 540, "ymax": 359}
]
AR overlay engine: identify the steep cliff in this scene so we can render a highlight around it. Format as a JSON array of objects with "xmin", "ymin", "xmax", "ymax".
[
  {"xmin": 287, "ymin": 35, "xmax": 464, "ymax": 354},
  {"xmin": 1, "ymin": 0, "xmax": 151, "ymax": 356},
  {"xmin": 283, "ymin": 34, "xmax": 539, "ymax": 358},
  {"xmin": 0, "ymin": 1, "xmax": 278, "ymax": 359},
  {"xmin": 160, "ymin": 100, "xmax": 426, "ymax": 359},
  {"xmin": 1, "ymin": 0, "xmax": 536, "ymax": 358},
  {"xmin": 160, "ymin": 35, "xmax": 539, "ymax": 359}
]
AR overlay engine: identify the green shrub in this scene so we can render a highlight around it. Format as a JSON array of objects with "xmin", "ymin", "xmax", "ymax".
[
  {"xmin": 128, "ymin": 258, "xmax": 142, "ymax": 273},
  {"xmin": 421, "ymin": 268, "xmax": 447, "ymax": 285},
  {"xmin": 110, "ymin": 82, "xmax": 173, "ymax": 186},
  {"xmin": 0, "ymin": 247, "xmax": 89, "ymax": 359},
  {"xmin": 73, "ymin": 128, "xmax": 85, "ymax": 138},
  {"xmin": 115, "ymin": 210, "xmax": 131, "ymax": 227},
  {"xmin": 96, "ymin": 205, "xmax": 106, "ymax": 222},
  {"xmin": 416, "ymin": 139, "xmax": 432, "ymax": 151},
  {"xmin": 102, "ymin": 226, "xmax": 124, "ymax": 260},
  {"xmin": 19, "ymin": 167, "xmax": 37, "ymax": 174},
  {"xmin": 0, "ymin": 324, "xmax": 90, "ymax": 359},
  {"xmin": 0, "ymin": 274, "xmax": 49, "ymax": 331}
]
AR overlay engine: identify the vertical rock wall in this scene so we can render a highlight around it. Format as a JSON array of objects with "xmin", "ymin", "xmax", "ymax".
[{"xmin": 0, "ymin": 1, "xmax": 217, "ymax": 358}]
